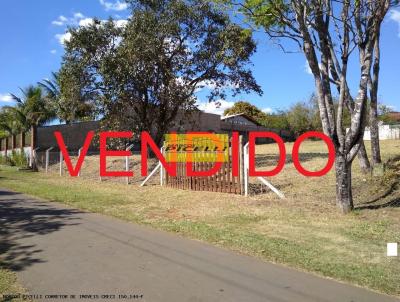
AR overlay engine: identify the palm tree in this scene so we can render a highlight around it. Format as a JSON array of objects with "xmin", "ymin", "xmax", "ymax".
[
  {"xmin": 2, "ymin": 105, "xmax": 30, "ymax": 151},
  {"xmin": 10, "ymin": 86, "xmax": 56, "ymax": 170},
  {"xmin": 38, "ymin": 72, "xmax": 67, "ymax": 123},
  {"xmin": 39, "ymin": 72, "xmax": 93, "ymax": 124},
  {"xmin": 0, "ymin": 109, "xmax": 13, "ymax": 156}
]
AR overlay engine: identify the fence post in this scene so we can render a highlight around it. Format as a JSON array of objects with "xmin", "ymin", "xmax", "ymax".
[
  {"xmin": 244, "ymin": 142, "xmax": 249, "ymax": 197},
  {"xmin": 32, "ymin": 147, "xmax": 40, "ymax": 170},
  {"xmin": 239, "ymin": 136, "xmax": 244, "ymax": 195},
  {"xmin": 125, "ymin": 144, "xmax": 134, "ymax": 184},
  {"xmin": 160, "ymin": 146, "xmax": 164, "ymax": 186},
  {"xmin": 78, "ymin": 147, "xmax": 83, "ymax": 177},
  {"xmin": 28, "ymin": 147, "xmax": 32, "ymax": 168},
  {"xmin": 59, "ymin": 150, "xmax": 64, "ymax": 176},
  {"xmin": 45, "ymin": 147, "xmax": 54, "ymax": 173}
]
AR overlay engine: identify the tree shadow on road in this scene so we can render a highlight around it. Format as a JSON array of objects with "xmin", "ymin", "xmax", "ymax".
[{"xmin": 0, "ymin": 190, "xmax": 82, "ymax": 272}]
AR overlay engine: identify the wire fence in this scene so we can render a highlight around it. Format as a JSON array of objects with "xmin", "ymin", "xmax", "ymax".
[{"xmin": 35, "ymin": 150, "xmax": 160, "ymax": 186}]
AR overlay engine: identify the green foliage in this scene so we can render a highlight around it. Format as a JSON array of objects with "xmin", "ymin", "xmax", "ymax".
[
  {"xmin": 259, "ymin": 111, "xmax": 290, "ymax": 130},
  {"xmin": 0, "ymin": 154, "xmax": 12, "ymax": 166},
  {"xmin": 10, "ymin": 86, "xmax": 56, "ymax": 128},
  {"xmin": 0, "ymin": 130, "xmax": 7, "ymax": 139},
  {"xmin": 60, "ymin": 0, "xmax": 262, "ymax": 143},
  {"xmin": 378, "ymin": 104, "xmax": 399, "ymax": 125},
  {"xmin": 39, "ymin": 72, "xmax": 93, "ymax": 124},
  {"xmin": 223, "ymin": 101, "xmax": 289, "ymax": 129},
  {"xmin": 0, "ymin": 151, "xmax": 28, "ymax": 167},
  {"xmin": 241, "ymin": 0, "xmax": 288, "ymax": 29},
  {"xmin": 286, "ymin": 101, "xmax": 321, "ymax": 136},
  {"xmin": 11, "ymin": 151, "xmax": 28, "ymax": 167},
  {"xmin": 224, "ymin": 101, "xmax": 265, "ymax": 118}
]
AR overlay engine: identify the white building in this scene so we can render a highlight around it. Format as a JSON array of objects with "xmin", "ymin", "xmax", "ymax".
[{"xmin": 363, "ymin": 124, "xmax": 400, "ymax": 140}]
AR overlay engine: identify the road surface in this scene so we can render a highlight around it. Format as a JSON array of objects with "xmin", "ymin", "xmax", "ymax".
[{"xmin": 0, "ymin": 189, "xmax": 398, "ymax": 302}]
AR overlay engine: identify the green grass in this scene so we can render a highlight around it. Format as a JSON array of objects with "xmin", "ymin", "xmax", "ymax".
[
  {"xmin": 0, "ymin": 140, "xmax": 399, "ymax": 297},
  {"xmin": 0, "ymin": 269, "xmax": 27, "ymax": 301}
]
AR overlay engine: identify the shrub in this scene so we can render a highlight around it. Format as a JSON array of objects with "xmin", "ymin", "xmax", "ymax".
[
  {"xmin": 0, "ymin": 151, "xmax": 28, "ymax": 167},
  {"xmin": 10, "ymin": 151, "xmax": 28, "ymax": 167}
]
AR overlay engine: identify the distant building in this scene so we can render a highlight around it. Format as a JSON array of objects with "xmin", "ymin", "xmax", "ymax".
[
  {"xmin": 363, "ymin": 123, "xmax": 400, "ymax": 140},
  {"xmin": 387, "ymin": 111, "xmax": 400, "ymax": 122},
  {"xmin": 220, "ymin": 113, "xmax": 293, "ymax": 142},
  {"xmin": 0, "ymin": 111, "xmax": 294, "ymax": 155}
]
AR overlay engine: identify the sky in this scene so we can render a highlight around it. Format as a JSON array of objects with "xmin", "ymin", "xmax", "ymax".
[{"xmin": 0, "ymin": 0, "xmax": 399, "ymax": 117}]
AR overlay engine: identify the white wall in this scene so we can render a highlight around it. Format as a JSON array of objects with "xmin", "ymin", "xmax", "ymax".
[
  {"xmin": 0, "ymin": 147, "xmax": 31, "ymax": 158},
  {"xmin": 363, "ymin": 125, "xmax": 400, "ymax": 140}
]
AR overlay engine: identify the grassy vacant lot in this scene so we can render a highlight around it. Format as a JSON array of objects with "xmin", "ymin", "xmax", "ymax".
[{"xmin": 0, "ymin": 140, "xmax": 399, "ymax": 296}]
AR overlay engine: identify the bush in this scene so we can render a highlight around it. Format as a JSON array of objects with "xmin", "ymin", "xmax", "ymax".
[
  {"xmin": 0, "ymin": 151, "xmax": 28, "ymax": 167},
  {"xmin": 0, "ymin": 154, "xmax": 12, "ymax": 166}
]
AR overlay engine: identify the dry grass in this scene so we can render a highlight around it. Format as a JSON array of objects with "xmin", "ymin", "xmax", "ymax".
[
  {"xmin": 0, "ymin": 139, "xmax": 399, "ymax": 296},
  {"xmin": 0, "ymin": 268, "xmax": 28, "ymax": 301}
]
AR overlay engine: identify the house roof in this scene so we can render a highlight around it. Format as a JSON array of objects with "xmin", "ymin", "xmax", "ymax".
[
  {"xmin": 388, "ymin": 111, "xmax": 400, "ymax": 121},
  {"xmin": 221, "ymin": 113, "xmax": 263, "ymax": 126}
]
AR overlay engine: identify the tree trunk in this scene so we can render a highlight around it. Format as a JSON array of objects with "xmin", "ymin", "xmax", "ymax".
[
  {"xmin": 5, "ymin": 138, "xmax": 9, "ymax": 157},
  {"xmin": 335, "ymin": 153, "xmax": 353, "ymax": 214},
  {"xmin": 30, "ymin": 125, "xmax": 38, "ymax": 171},
  {"xmin": 369, "ymin": 110, "xmax": 381, "ymax": 165},
  {"xmin": 369, "ymin": 29, "xmax": 382, "ymax": 165},
  {"xmin": 11, "ymin": 135, "xmax": 16, "ymax": 150},
  {"xmin": 357, "ymin": 141, "xmax": 371, "ymax": 173},
  {"xmin": 20, "ymin": 132, "xmax": 25, "ymax": 152}
]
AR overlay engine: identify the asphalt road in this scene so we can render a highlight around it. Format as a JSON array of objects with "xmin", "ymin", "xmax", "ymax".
[{"xmin": 0, "ymin": 189, "xmax": 398, "ymax": 302}]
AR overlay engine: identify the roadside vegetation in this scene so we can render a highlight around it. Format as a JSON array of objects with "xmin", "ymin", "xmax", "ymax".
[
  {"xmin": 1, "ymin": 140, "xmax": 399, "ymax": 296},
  {"xmin": 0, "ymin": 269, "xmax": 27, "ymax": 301},
  {"xmin": 0, "ymin": 152, "xmax": 28, "ymax": 168}
]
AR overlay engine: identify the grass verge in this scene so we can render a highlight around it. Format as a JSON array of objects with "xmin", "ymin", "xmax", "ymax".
[
  {"xmin": 0, "ymin": 140, "xmax": 399, "ymax": 297},
  {"xmin": 0, "ymin": 268, "xmax": 27, "ymax": 301}
]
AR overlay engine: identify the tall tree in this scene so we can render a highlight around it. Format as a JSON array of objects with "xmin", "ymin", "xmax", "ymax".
[
  {"xmin": 39, "ymin": 72, "xmax": 93, "ymax": 124},
  {"xmin": 225, "ymin": 0, "xmax": 396, "ymax": 213},
  {"xmin": 0, "ymin": 105, "xmax": 29, "ymax": 152},
  {"xmin": 224, "ymin": 101, "xmax": 265, "ymax": 118},
  {"xmin": 286, "ymin": 101, "xmax": 321, "ymax": 136},
  {"xmin": 0, "ymin": 109, "xmax": 16, "ymax": 150},
  {"xmin": 10, "ymin": 86, "xmax": 55, "ymax": 169},
  {"xmin": 60, "ymin": 0, "xmax": 262, "ymax": 145},
  {"xmin": 368, "ymin": 30, "xmax": 382, "ymax": 165}
]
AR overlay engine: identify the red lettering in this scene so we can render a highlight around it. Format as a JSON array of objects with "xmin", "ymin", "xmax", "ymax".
[
  {"xmin": 231, "ymin": 132, "xmax": 239, "ymax": 177},
  {"xmin": 248, "ymin": 132, "xmax": 286, "ymax": 177},
  {"xmin": 54, "ymin": 131, "xmax": 94, "ymax": 177},
  {"xmin": 292, "ymin": 131, "xmax": 335, "ymax": 177},
  {"xmin": 141, "ymin": 131, "xmax": 176, "ymax": 177},
  {"xmin": 100, "ymin": 132, "xmax": 133, "ymax": 177}
]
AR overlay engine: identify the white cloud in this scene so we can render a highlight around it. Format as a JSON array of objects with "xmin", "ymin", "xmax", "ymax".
[
  {"xmin": 52, "ymin": 12, "xmax": 127, "ymax": 45},
  {"xmin": 0, "ymin": 94, "xmax": 13, "ymax": 103},
  {"xmin": 73, "ymin": 12, "xmax": 85, "ymax": 19},
  {"xmin": 197, "ymin": 99, "xmax": 235, "ymax": 116},
  {"xmin": 389, "ymin": 9, "xmax": 400, "ymax": 37},
  {"xmin": 79, "ymin": 18, "xmax": 94, "ymax": 27},
  {"xmin": 50, "ymin": 49, "xmax": 57, "ymax": 54},
  {"xmin": 195, "ymin": 80, "xmax": 239, "ymax": 93},
  {"xmin": 197, "ymin": 80, "xmax": 218, "ymax": 90},
  {"xmin": 55, "ymin": 32, "xmax": 72, "ymax": 45},
  {"xmin": 99, "ymin": 0, "xmax": 128, "ymax": 11},
  {"xmin": 114, "ymin": 19, "xmax": 128, "ymax": 28},
  {"xmin": 52, "ymin": 15, "xmax": 68, "ymax": 26},
  {"xmin": 304, "ymin": 61, "xmax": 312, "ymax": 75},
  {"xmin": 52, "ymin": 12, "xmax": 86, "ymax": 27},
  {"xmin": 262, "ymin": 107, "xmax": 273, "ymax": 114}
]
